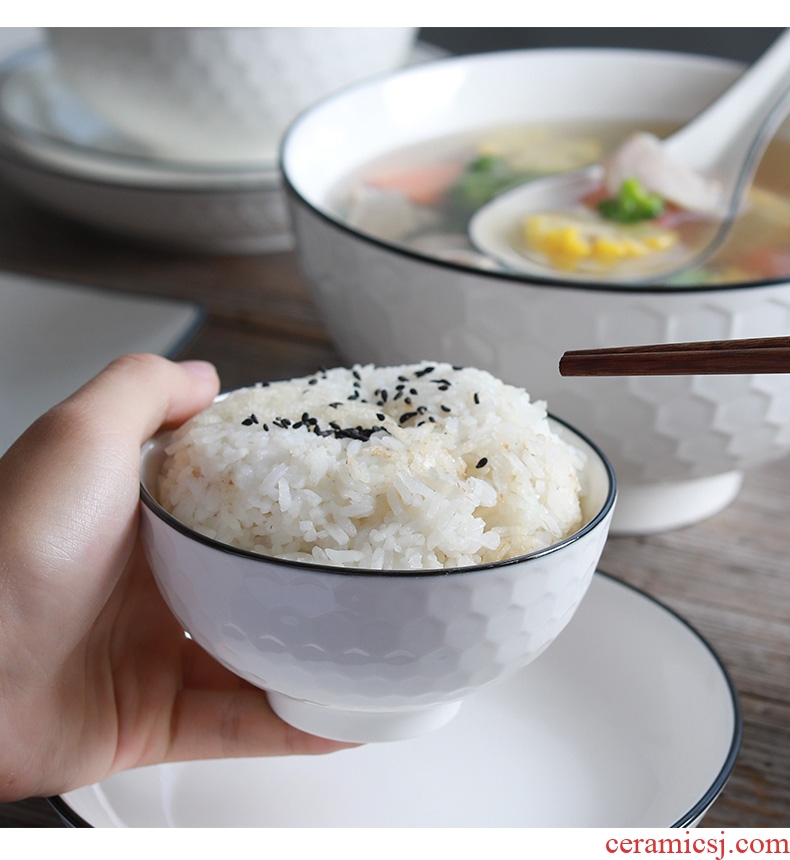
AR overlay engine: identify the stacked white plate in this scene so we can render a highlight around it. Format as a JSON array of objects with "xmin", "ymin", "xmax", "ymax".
[
  {"xmin": 0, "ymin": 39, "xmax": 446, "ymax": 254},
  {"xmin": 0, "ymin": 45, "xmax": 291, "ymax": 254}
]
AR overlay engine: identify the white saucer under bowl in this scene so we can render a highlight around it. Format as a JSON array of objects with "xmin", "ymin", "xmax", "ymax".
[
  {"xmin": 0, "ymin": 46, "xmax": 290, "ymax": 254},
  {"xmin": 51, "ymin": 571, "xmax": 741, "ymax": 828}
]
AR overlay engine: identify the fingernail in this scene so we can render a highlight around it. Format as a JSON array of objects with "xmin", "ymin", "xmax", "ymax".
[{"xmin": 179, "ymin": 360, "xmax": 218, "ymax": 379}]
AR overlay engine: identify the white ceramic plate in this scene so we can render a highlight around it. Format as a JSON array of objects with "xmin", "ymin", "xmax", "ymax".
[
  {"xmin": 0, "ymin": 269, "xmax": 203, "ymax": 454},
  {"xmin": 52, "ymin": 572, "xmax": 741, "ymax": 828}
]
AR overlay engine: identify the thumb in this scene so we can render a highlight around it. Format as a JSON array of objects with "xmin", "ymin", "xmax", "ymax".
[{"xmin": 59, "ymin": 353, "xmax": 220, "ymax": 446}]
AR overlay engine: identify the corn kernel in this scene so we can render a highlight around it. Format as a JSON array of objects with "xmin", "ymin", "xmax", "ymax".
[
  {"xmin": 558, "ymin": 227, "xmax": 592, "ymax": 258},
  {"xmin": 592, "ymin": 237, "xmax": 628, "ymax": 261},
  {"xmin": 644, "ymin": 233, "xmax": 677, "ymax": 251},
  {"xmin": 522, "ymin": 213, "xmax": 677, "ymax": 273}
]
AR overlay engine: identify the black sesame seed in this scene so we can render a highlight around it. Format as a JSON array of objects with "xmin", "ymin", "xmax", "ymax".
[
  {"xmin": 308, "ymin": 378, "xmax": 318, "ymax": 385},
  {"xmin": 353, "ymin": 370, "xmax": 361, "ymax": 380},
  {"xmin": 292, "ymin": 421, "xmax": 304, "ymax": 429},
  {"xmin": 414, "ymin": 366, "xmax": 434, "ymax": 377},
  {"xmin": 404, "ymin": 397, "xmax": 413, "ymax": 405},
  {"xmin": 473, "ymin": 392, "xmax": 480, "ymax": 405},
  {"xmin": 441, "ymin": 405, "xmax": 451, "ymax": 412},
  {"xmin": 397, "ymin": 375, "xmax": 409, "ymax": 382},
  {"xmin": 263, "ymin": 423, "xmax": 269, "ymax": 431},
  {"xmin": 410, "ymin": 388, "xmax": 418, "ymax": 395},
  {"xmin": 329, "ymin": 402, "xmax": 341, "ymax": 408},
  {"xmin": 377, "ymin": 413, "xmax": 386, "ymax": 421},
  {"xmin": 476, "ymin": 457, "xmax": 488, "ymax": 469},
  {"xmin": 399, "ymin": 411, "xmax": 418, "ymax": 424}
]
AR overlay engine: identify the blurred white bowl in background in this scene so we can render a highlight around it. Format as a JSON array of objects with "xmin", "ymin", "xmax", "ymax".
[{"xmin": 46, "ymin": 27, "xmax": 418, "ymax": 164}]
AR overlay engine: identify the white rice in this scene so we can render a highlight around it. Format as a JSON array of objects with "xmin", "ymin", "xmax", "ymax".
[{"xmin": 156, "ymin": 362, "xmax": 587, "ymax": 570}]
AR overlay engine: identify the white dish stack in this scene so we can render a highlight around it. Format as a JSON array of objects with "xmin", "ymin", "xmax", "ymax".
[{"xmin": 0, "ymin": 28, "xmax": 418, "ymax": 253}]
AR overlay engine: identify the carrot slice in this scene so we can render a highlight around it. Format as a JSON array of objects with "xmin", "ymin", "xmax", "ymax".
[
  {"xmin": 739, "ymin": 248, "xmax": 790, "ymax": 279},
  {"xmin": 367, "ymin": 162, "xmax": 465, "ymax": 207}
]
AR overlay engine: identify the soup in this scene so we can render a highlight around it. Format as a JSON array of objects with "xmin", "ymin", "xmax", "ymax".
[{"xmin": 329, "ymin": 120, "xmax": 790, "ymax": 286}]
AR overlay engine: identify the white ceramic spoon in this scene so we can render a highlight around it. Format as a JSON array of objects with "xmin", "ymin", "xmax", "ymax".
[{"xmin": 469, "ymin": 29, "xmax": 790, "ymax": 284}]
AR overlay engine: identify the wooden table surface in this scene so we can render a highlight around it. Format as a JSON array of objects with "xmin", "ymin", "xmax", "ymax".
[{"xmin": 0, "ymin": 183, "xmax": 788, "ymax": 829}]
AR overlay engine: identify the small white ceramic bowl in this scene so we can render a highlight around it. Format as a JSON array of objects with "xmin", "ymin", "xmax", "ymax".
[
  {"xmin": 281, "ymin": 48, "xmax": 790, "ymax": 535},
  {"xmin": 46, "ymin": 27, "xmax": 417, "ymax": 164},
  {"xmin": 139, "ymin": 414, "xmax": 615, "ymax": 743}
]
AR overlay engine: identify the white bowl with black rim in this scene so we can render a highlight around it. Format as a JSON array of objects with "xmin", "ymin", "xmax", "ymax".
[{"xmin": 139, "ymin": 411, "xmax": 615, "ymax": 744}]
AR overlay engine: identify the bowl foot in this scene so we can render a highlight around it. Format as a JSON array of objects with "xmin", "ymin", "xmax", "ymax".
[
  {"xmin": 611, "ymin": 471, "xmax": 743, "ymax": 536},
  {"xmin": 267, "ymin": 692, "xmax": 462, "ymax": 743}
]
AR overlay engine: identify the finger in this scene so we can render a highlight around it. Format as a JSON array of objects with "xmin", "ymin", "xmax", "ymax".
[{"xmin": 160, "ymin": 687, "xmax": 360, "ymax": 764}]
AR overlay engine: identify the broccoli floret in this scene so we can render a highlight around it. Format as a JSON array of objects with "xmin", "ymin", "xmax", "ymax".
[
  {"xmin": 598, "ymin": 177, "xmax": 665, "ymax": 223},
  {"xmin": 447, "ymin": 155, "xmax": 537, "ymax": 215}
]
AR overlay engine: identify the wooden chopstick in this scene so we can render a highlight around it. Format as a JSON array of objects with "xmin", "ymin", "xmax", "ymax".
[{"xmin": 559, "ymin": 336, "xmax": 790, "ymax": 376}]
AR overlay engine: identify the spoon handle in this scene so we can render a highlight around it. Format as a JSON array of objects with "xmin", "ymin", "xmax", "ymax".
[{"xmin": 666, "ymin": 28, "xmax": 790, "ymax": 182}]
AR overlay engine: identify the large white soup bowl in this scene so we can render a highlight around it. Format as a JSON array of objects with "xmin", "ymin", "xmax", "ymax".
[
  {"xmin": 139, "ymin": 415, "xmax": 615, "ymax": 744},
  {"xmin": 281, "ymin": 48, "xmax": 790, "ymax": 534}
]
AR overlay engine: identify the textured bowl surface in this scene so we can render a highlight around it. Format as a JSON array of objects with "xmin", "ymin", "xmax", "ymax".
[
  {"xmin": 140, "ymin": 416, "xmax": 615, "ymax": 742},
  {"xmin": 282, "ymin": 48, "xmax": 790, "ymax": 534},
  {"xmin": 47, "ymin": 27, "xmax": 417, "ymax": 163}
]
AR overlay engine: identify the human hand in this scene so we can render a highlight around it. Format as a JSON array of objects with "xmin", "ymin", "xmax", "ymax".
[{"xmin": 0, "ymin": 354, "xmax": 354, "ymax": 802}]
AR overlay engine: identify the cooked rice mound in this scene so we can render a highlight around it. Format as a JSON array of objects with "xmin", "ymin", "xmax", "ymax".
[{"xmin": 156, "ymin": 362, "xmax": 586, "ymax": 569}]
